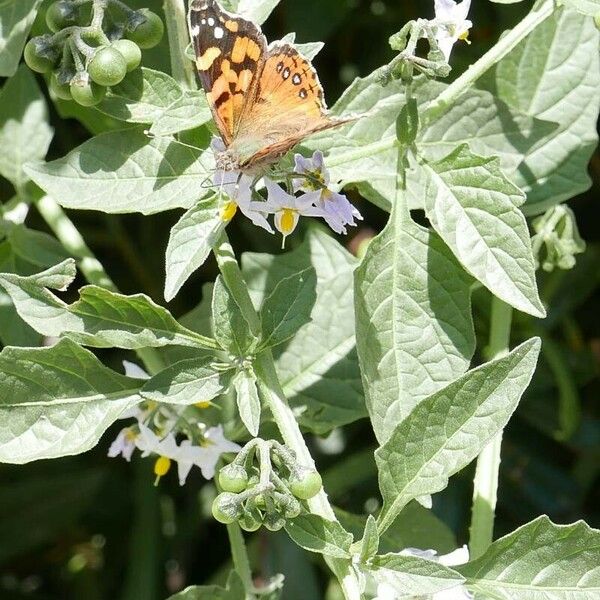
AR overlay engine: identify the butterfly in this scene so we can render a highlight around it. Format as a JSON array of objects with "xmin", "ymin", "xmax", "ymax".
[{"xmin": 188, "ymin": 0, "xmax": 352, "ymax": 173}]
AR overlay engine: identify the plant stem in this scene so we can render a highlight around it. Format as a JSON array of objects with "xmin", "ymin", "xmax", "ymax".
[
  {"xmin": 468, "ymin": 296, "xmax": 513, "ymax": 560},
  {"xmin": 213, "ymin": 232, "xmax": 362, "ymax": 600},
  {"xmin": 35, "ymin": 195, "xmax": 166, "ymax": 375},
  {"xmin": 162, "ymin": 0, "xmax": 196, "ymax": 89},
  {"xmin": 226, "ymin": 523, "xmax": 254, "ymax": 596}
]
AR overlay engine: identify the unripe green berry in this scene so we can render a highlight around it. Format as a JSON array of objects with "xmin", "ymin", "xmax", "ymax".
[
  {"xmin": 211, "ymin": 492, "xmax": 242, "ymax": 524},
  {"xmin": 281, "ymin": 496, "xmax": 302, "ymax": 519},
  {"xmin": 88, "ymin": 46, "xmax": 127, "ymax": 87},
  {"xmin": 289, "ymin": 469, "xmax": 322, "ymax": 500},
  {"xmin": 126, "ymin": 9, "xmax": 164, "ymax": 49},
  {"xmin": 263, "ymin": 513, "xmax": 285, "ymax": 532},
  {"xmin": 24, "ymin": 36, "xmax": 59, "ymax": 73},
  {"xmin": 46, "ymin": 1, "xmax": 79, "ymax": 33},
  {"xmin": 239, "ymin": 512, "xmax": 262, "ymax": 532},
  {"xmin": 50, "ymin": 72, "xmax": 73, "ymax": 100},
  {"xmin": 111, "ymin": 39, "xmax": 142, "ymax": 72},
  {"xmin": 218, "ymin": 464, "xmax": 249, "ymax": 494},
  {"xmin": 70, "ymin": 73, "xmax": 106, "ymax": 107}
]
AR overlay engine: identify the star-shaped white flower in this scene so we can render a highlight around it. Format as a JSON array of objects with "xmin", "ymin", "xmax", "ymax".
[
  {"xmin": 433, "ymin": 0, "xmax": 472, "ymax": 61},
  {"xmin": 108, "ymin": 427, "xmax": 137, "ymax": 461},
  {"xmin": 293, "ymin": 151, "xmax": 362, "ymax": 235},
  {"xmin": 198, "ymin": 425, "xmax": 242, "ymax": 479},
  {"xmin": 213, "ymin": 169, "xmax": 274, "ymax": 233},
  {"xmin": 264, "ymin": 178, "xmax": 324, "ymax": 244}
]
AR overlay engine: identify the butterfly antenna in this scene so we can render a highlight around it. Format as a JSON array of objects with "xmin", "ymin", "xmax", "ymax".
[{"xmin": 143, "ymin": 129, "xmax": 209, "ymax": 154}]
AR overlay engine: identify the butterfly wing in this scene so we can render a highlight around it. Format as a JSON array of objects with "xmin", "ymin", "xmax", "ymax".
[
  {"xmin": 234, "ymin": 43, "xmax": 352, "ymax": 167},
  {"xmin": 189, "ymin": 0, "xmax": 267, "ymax": 146}
]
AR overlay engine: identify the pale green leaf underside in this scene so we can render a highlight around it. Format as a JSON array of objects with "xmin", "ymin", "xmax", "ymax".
[
  {"xmin": 164, "ymin": 197, "xmax": 225, "ymax": 301},
  {"xmin": 0, "ymin": 0, "xmax": 42, "ymax": 77},
  {"xmin": 0, "ymin": 65, "xmax": 53, "ymax": 191},
  {"xmin": 284, "ymin": 513, "xmax": 353, "ymax": 559},
  {"xmin": 25, "ymin": 127, "xmax": 213, "ymax": 215},
  {"xmin": 0, "ymin": 338, "xmax": 141, "ymax": 464},
  {"xmin": 0, "ymin": 260, "xmax": 213, "ymax": 350},
  {"xmin": 422, "ymin": 145, "xmax": 545, "ymax": 318},
  {"xmin": 355, "ymin": 204, "xmax": 474, "ymax": 444},
  {"xmin": 141, "ymin": 357, "xmax": 233, "ymax": 405},
  {"xmin": 97, "ymin": 68, "xmax": 212, "ymax": 136},
  {"xmin": 233, "ymin": 369, "xmax": 261, "ymax": 437},
  {"xmin": 369, "ymin": 553, "xmax": 465, "ymax": 597},
  {"xmin": 376, "ymin": 338, "xmax": 541, "ymax": 532},
  {"xmin": 459, "ymin": 516, "xmax": 600, "ymax": 599}
]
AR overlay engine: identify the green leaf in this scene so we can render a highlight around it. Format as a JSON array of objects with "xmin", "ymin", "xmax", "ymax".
[
  {"xmin": 259, "ymin": 265, "xmax": 317, "ymax": 349},
  {"xmin": 355, "ymin": 203, "xmax": 474, "ymax": 444},
  {"xmin": 165, "ymin": 197, "xmax": 225, "ymax": 301},
  {"xmin": 6, "ymin": 223, "xmax": 69, "ymax": 268},
  {"xmin": 0, "ymin": 260, "xmax": 216, "ymax": 350},
  {"xmin": 212, "ymin": 275, "xmax": 255, "ymax": 356},
  {"xmin": 233, "ymin": 368, "xmax": 261, "ymax": 436},
  {"xmin": 336, "ymin": 501, "xmax": 457, "ymax": 555},
  {"xmin": 243, "ymin": 229, "xmax": 366, "ymax": 433},
  {"xmin": 284, "ymin": 513, "xmax": 353, "ymax": 559},
  {"xmin": 141, "ymin": 357, "xmax": 233, "ymax": 405},
  {"xmin": 0, "ymin": 65, "xmax": 53, "ymax": 191},
  {"xmin": 0, "ymin": 338, "xmax": 141, "ymax": 464},
  {"xmin": 355, "ymin": 514, "xmax": 379, "ymax": 563},
  {"xmin": 376, "ymin": 338, "xmax": 541, "ymax": 533},
  {"xmin": 368, "ymin": 553, "xmax": 465, "ymax": 597},
  {"xmin": 97, "ymin": 68, "xmax": 212, "ymax": 136},
  {"xmin": 421, "ymin": 145, "xmax": 545, "ymax": 318},
  {"xmin": 24, "ymin": 127, "xmax": 213, "ymax": 215},
  {"xmin": 458, "ymin": 516, "xmax": 600, "ymax": 599},
  {"xmin": 0, "ymin": 0, "xmax": 42, "ymax": 77},
  {"xmin": 166, "ymin": 571, "xmax": 245, "ymax": 600},
  {"xmin": 226, "ymin": 0, "xmax": 282, "ymax": 24},
  {"xmin": 478, "ymin": 8, "xmax": 600, "ymax": 215}
]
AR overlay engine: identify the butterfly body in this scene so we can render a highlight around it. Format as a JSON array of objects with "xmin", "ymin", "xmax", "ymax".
[{"xmin": 189, "ymin": 0, "xmax": 351, "ymax": 172}]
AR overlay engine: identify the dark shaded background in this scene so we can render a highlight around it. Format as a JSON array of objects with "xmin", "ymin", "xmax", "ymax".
[{"xmin": 0, "ymin": 1, "xmax": 598, "ymax": 598}]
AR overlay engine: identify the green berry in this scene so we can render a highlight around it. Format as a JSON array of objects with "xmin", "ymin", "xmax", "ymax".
[
  {"xmin": 288, "ymin": 469, "xmax": 322, "ymax": 500},
  {"xmin": 46, "ymin": 1, "xmax": 79, "ymax": 33},
  {"xmin": 263, "ymin": 513, "xmax": 285, "ymax": 532},
  {"xmin": 218, "ymin": 464, "xmax": 249, "ymax": 494},
  {"xmin": 88, "ymin": 46, "xmax": 127, "ymax": 87},
  {"xmin": 70, "ymin": 74, "xmax": 106, "ymax": 107},
  {"xmin": 126, "ymin": 9, "xmax": 164, "ymax": 49},
  {"xmin": 211, "ymin": 492, "xmax": 242, "ymax": 524},
  {"xmin": 24, "ymin": 37, "xmax": 58, "ymax": 74},
  {"xmin": 281, "ymin": 496, "xmax": 302, "ymax": 519},
  {"xmin": 50, "ymin": 72, "xmax": 73, "ymax": 100},
  {"xmin": 111, "ymin": 39, "xmax": 142, "ymax": 72},
  {"xmin": 238, "ymin": 513, "xmax": 262, "ymax": 532}
]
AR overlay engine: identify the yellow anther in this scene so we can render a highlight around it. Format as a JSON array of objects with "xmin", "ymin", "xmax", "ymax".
[
  {"xmin": 153, "ymin": 456, "xmax": 171, "ymax": 485},
  {"xmin": 220, "ymin": 201, "xmax": 237, "ymax": 222},
  {"xmin": 280, "ymin": 209, "xmax": 296, "ymax": 235},
  {"xmin": 459, "ymin": 30, "xmax": 471, "ymax": 44},
  {"xmin": 195, "ymin": 400, "xmax": 211, "ymax": 409}
]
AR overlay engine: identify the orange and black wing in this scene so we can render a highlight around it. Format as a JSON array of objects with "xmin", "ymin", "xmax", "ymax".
[
  {"xmin": 188, "ymin": 0, "xmax": 267, "ymax": 146},
  {"xmin": 238, "ymin": 43, "xmax": 352, "ymax": 167}
]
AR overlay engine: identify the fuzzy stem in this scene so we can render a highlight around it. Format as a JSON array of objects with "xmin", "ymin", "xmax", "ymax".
[
  {"xmin": 213, "ymin": 232, "xmax": 362, "ymax": 600},
  {"xmin": 162, "ymin": 0, "xmax": 196, "ymax": 89},
  {"xmin": 225, "ymin": 523, "xmax": 254, "ymax": 594},
  {"xmin": 468, "ymin": 297, "xmax": 513, "ymax": 560}
]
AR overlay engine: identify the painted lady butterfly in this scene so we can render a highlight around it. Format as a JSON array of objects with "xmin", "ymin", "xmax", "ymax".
[{"xmin": 188, "ymin": 0, "xmax": 352, "ymax": 172}]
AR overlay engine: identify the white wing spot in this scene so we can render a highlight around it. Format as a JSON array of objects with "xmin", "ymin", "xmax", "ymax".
[
  {"xmin": 191, "ymin": 24, "xmax": 200, "ymax": 35},
  {"xmin": 214, "ymin": 26, "xmax": 224, "ymax": 39},
  {"xmin": 201, "ymin": 18, "xmax": 206, "ymax": 24},
  {"xmin": 208, "ymin": 17, "xmax": 215, "ymax": 26}
]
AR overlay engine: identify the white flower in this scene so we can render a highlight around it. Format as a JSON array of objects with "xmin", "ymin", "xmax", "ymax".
[
  {"xmin": 293, "ymin": 151, "xmax": 362, "ymax": 235},
  {"xmin": 264, "ymin": 178, "xmax": 324, "ymax": 244},
  {"xmin": 108, "ymin": 427, "xmax": 137, "ymax": 462},
  {"xmin": 433, "ymin": 0, "xmax": 472, "ymax": 61},
  {"xmin": 214, "ymin": 169, "xmax": 274, "ymax": 233},
  {"xmin": 198, "ymin": 425, "xmax": 241, "ymax": 479}
]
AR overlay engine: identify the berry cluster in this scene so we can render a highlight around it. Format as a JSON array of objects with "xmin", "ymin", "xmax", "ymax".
[
  {"xmin": 212, "ymin": 439, "xmax": 323, "ymax": 532},
  {"xmin": 23, "ymin": 0, "xmax": 164, "ymax": 107}
]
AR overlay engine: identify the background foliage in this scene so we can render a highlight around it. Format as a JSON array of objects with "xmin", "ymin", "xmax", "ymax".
[{"xmin": 0, "ymin": 0, "xmax": 598, "ymax": 598}]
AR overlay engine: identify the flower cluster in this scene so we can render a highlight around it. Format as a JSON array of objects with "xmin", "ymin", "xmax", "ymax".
[
  {"xmin": 212, "ymin": 141, "xmax": 362, "ymax": 246},
  {"xmin": 108, "ymin": 361, "xmax": 240, "ymax": 485}
]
